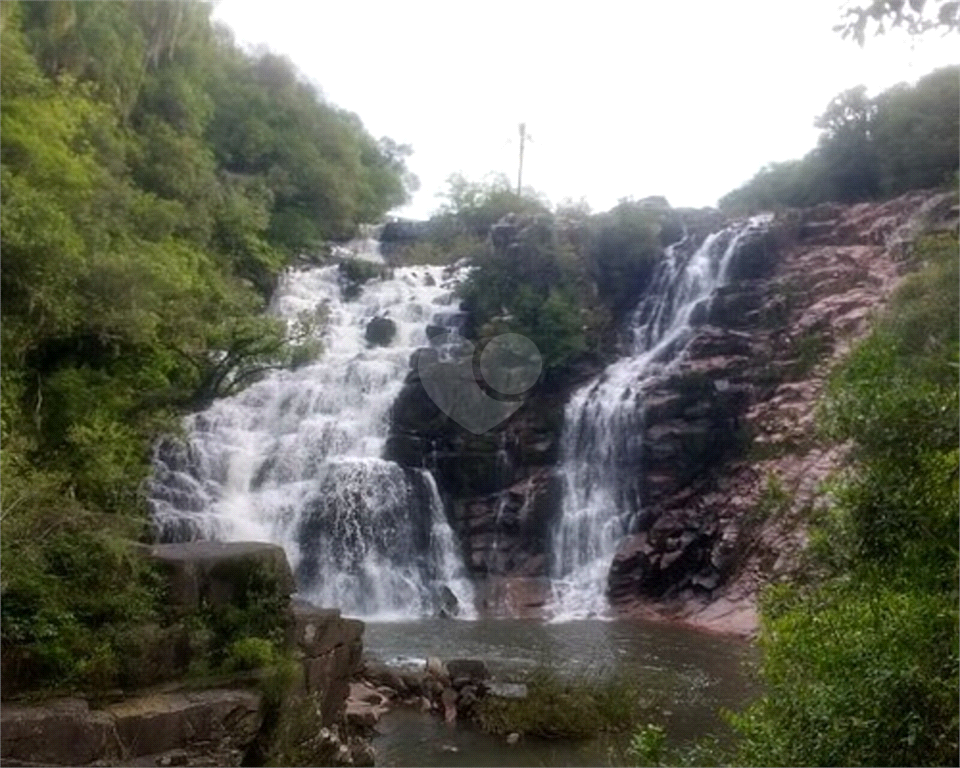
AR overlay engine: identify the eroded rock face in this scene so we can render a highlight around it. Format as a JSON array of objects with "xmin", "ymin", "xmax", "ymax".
[
  {"xmin": 0, "ymin": 690, "xmax": 262, "ymax": 767},
  {"xmin": 386, "ymin": 191, "xmax": 957, "ymax": 624},
  {"xmin": 291, "ymin": 600, "xmax": 364, "ymax": 726},
  {"xmin": 607, "ymin": 190, "xmax": 958, "ymax": 633}
]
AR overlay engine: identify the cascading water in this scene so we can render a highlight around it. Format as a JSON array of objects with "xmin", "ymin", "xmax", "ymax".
[
  {"xmin": 549, "ymin": 216, "xmax": 771, "ymax": 619},
  {"xmin": 149, "ymin": 252, "xmax": 475, "ymax": 619}
]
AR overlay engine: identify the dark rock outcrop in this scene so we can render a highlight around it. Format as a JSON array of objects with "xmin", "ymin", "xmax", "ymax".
[
  {"xmin": 385, "ymin": 191, "xmax": 956, "ymax": 625},
  {"xmin": 364, "ymin": 316, "xmax": 396, "ymax": 346},
  {"xmin": 146, "ymin": 541, "xmax": 295, "ymax": 613}
]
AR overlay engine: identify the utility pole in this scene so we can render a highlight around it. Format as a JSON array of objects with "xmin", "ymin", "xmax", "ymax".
[{"xmin": 516, "ymin": 122, "xmax": 526, "ymax": 196}]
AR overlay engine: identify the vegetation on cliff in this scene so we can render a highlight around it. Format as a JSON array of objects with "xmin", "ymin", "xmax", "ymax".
[
  {"xmin": 720, "ymin": 66, "xmax": 958, "ymax": 213},
  {"xmin": 727, "ymin": 232, "xmax": 959, "ymax": 767},
  {"xmin": 0, "ymin": 0, "xmax": 412, "ymax": 694},
  {"xmin": 395, "ymin": 177, "xmax": 679, "ymax": 374}
]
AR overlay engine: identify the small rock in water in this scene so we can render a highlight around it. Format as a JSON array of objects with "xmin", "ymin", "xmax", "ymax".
[
  {"xmin": 487, "ymin": 682, "xmax": 528, "ymax": 699},
  {"xmin": 506, "ymin": 732, "xmax": 520, "ymax": 745},
  {"xmin": 425, "ymin": 656, "xmax": 447, "ymax": 678},
  {"xmin": 441, "ymin": 744, "xmax": 459, "ymax": 753}
]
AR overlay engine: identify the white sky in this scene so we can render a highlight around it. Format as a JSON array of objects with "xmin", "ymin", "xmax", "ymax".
[{"xmin": 212, "ymin": 0, "xmax": 958, "ymax": 218}]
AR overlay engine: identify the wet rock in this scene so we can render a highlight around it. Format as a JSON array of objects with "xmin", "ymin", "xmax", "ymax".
[
  {"xmin": 457, "ymin": 685, "xmax": 479, "ymax": 715},
  {"xmin": 487, "ymin": 682, "xmax": 528, "ymax": 699},
  {"xmin": 434, "ymin": 585, "xmax": 460, "ymax": 618},
  {"xmin": 365, "ymin": 316, "xmax": 396, "ymax": 346},
  {"xmin": 345, "ymin": 699, "xmax": 385, "ymax": 730},
  {"xmin": 440, "ymin": 687, "xmax": 458, "ymax": 723},
  {"xmin": 507, "ymin": 732, "xmax": 521, "ymax": 745},
  {"xmin": 425, "ymin": 656, "xmax": 447, "ymax": 679},
  {"xmin": 445, "ymin": 659, "xmax": 490, "ymax": 683}
]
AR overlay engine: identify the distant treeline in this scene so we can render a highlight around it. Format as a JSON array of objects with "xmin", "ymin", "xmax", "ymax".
[{"xmin": 720, "ymin": 66, "xmax": 959, "ymax": 213}]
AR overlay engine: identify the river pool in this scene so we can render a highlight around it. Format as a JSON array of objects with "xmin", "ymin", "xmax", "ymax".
[{"xmin": 363, "ymin": 618, "xmax": 759, "ymax": 767}]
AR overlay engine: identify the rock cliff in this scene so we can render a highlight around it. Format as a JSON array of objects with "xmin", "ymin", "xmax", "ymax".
[{"xmin": 389, "ymin": 189, "xmax": 957, "ymax": 628}]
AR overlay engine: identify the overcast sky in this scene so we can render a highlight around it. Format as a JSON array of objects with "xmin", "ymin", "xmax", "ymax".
[{"xmin": 213, "ymin": 0, "xmax": 958, "ymax": 218}]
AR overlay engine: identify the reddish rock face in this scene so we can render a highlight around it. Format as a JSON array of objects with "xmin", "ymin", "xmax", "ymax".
[
  {"xmin": 387, "ymin": 191, "xmax": 957, "ymax": 626},
  {"xmin": 608, "ymin": 190, "xmax": 957, "ymax": 634}
]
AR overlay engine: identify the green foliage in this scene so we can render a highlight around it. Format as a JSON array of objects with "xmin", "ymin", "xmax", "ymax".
[
  {"xmin": 587, "ymin": 200, "xmax": 664, "ymax": 316},
  {"xmin": 251, "ymin": 655, "xmax": 341, "ymax": 768},
  {"xmin": 460, "ymin": 218, "xmax": 594, "ymax": 371},
  {"xmin": 457, "ymin": 191, "xmax": 665, "ymax": 374},
  {"xmin": 729, "ymin": 233, "xmax": 960, "ymax": 766},
  {"xmin": 223, "ymin": 637, "xmax": 278, "ymax": 672},
  {"xmin": 434, "ymin": 172, "xmax": 550, "ymax": 238},
  {"xmin": 836, "ymin": 0, "xmax": 960, "ymax": 45},
  {"xmin": 475, "ymin": 667, "xmax": 651, "ymax": 739},
  {"xmin": 0, "ymin": 0, "xmax": 404, "ymax": 695},
  {"xmin": 720, "ymin": 66, "xmax": 959, "ymax": 212},
  {"xmin": 388, "ymin": 233, "xmax": 486, "ymax": 266},
  {"xmin": 627, "ymin": 724, "xmax": 668, "ymax": 766},
  {"xmin": 264, "ymin": 692, "xmax": 339, "ymax": 767},
  {"xmin": 338, "ymin": 257, "xmax": 390, "ymax": 300}
]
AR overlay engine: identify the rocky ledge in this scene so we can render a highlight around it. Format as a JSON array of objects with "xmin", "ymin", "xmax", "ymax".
[{"xmin": 1, "ymin": 542, "xmax": 366, "ymax": 767}]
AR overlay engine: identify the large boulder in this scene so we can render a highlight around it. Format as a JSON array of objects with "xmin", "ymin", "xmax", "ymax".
[
  {"xmin": 0, "ymin": 690, "xmax": 262, "ymax": 767},
  {"xmin": 292, "ymin": 601, "xmax": 364, "ymax": 726},
  {"xmin": 445, "ymin": 659, "xmax": 490, "ymax": 684},
  {"xmin": 106, "ymin": 689, "xmax": 262, "ymax": 761},
  {"xmin": 0, "ymin": 698, "xmax": 121, "ymax": 766}
]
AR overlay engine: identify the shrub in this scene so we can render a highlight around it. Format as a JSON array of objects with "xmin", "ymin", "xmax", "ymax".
[
  {"xmin": 224, "ymin": 637, "xmax": 278, "ymax": 672},
  {"xmin": 475, "ymin": 667, "xmax": 652, "ymax": 739}
]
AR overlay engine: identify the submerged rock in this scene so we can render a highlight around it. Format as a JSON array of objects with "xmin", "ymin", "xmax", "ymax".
[{"xmin": 434, "ymin": 585, "xmax": 460, "ymax": 618}]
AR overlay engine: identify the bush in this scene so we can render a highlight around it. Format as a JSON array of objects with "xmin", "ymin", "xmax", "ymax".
[
  {"xmin": 475, "ymin": 667, "xmax": 652, "ymax": 739},
  {"xmin": 223, "ymin": 637, "xmax": 278, "ymax": 672},
  {"xmin": 338, "ymin": 258, "xmax": 389, "ymax": 300}
]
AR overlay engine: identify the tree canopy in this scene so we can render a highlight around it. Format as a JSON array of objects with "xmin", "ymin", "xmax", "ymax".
[
  {"xmin": 836, "ymin": 0, "xmax": 960, "ymax": 45},
  {"xmin": 719, "ymin": 66, "xmax": 959, "ymax": 213},
  {"xmin": 0, "ymin": 0, "xmax": 412, "ymax": 694}
]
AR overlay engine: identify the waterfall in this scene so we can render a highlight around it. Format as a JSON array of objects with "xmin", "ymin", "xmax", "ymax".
[
  {"xmin": 549, "ymin": 216, "xmax": 771, "ymax": 620},
  {"xmin": 149, "ymin": 255, "xmax": 475, "ymax": 619}
]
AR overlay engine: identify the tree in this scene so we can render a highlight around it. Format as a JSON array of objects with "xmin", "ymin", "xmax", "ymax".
[{"xmin": 836, "ymin": 0, "xmax": 960, "ymax": 45}]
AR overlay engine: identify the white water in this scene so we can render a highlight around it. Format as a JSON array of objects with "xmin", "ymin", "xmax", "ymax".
[
  {"xmin": 549, "ymin": 217, "xmax": 771, "ymax": 620},
  {"xmin": 149, "ymin": 255, "xmax": 475, "ymax": 619}
]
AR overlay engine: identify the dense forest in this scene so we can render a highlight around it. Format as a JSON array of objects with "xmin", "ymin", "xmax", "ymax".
[{"xmin": 1, "ymin": 0, "xmax": 413, "ymax": 692}]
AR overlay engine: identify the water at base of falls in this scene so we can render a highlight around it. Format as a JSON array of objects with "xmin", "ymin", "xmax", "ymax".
[
  {"xmin": 549, "ymin": 216, "xmax": 772, "ymax": 620},
  {"xmin": 149, "ymin": 260, "xmax": 475, "ymax": 620}
]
